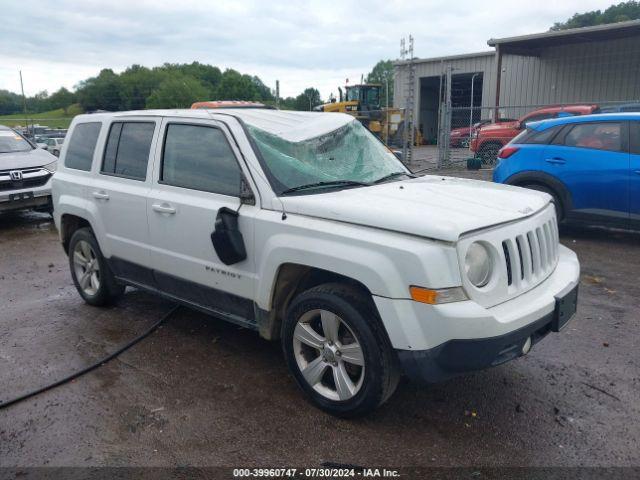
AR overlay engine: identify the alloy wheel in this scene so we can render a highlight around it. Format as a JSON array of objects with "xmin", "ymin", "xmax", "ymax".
[
  {"xmin": 292, "ymin": 309, "xmax": 365, "ymax": 401},
  {"xmin": 72, "ymin": 240, "xmax": 101, "ymax": 296}
]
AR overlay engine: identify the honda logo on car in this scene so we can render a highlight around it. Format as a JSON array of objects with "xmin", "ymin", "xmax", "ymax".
[{"xmin": 9, "ymin": 170, "xmax": 23, "ymax": 181}]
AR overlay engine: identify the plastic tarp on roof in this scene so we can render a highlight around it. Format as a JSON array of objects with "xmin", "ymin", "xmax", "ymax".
[{"xmin": 228, "ymin": 110, "xmax": 355, "ymax": 142}]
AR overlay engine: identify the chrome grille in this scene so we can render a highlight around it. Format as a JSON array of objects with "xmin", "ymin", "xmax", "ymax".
[
  {"xmin": 0, "ymin": 167, "xmax": 51, "ymax": 192},
  {"xmin": 501, "ymin": 217, "xmax": 559, "ymax": 291},
  {"xmin": 457, "ymin": 204, "xmax": 559, "ymax": 309}
]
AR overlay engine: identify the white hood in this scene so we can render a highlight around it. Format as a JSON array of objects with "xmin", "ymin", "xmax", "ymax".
[
  {"xmin": 280, "ymin": 176, "xmax": 551, "ymax": 242},
  {"xmin": 0, "ymin": 148, "xmax": 56, "ymax": 170}
]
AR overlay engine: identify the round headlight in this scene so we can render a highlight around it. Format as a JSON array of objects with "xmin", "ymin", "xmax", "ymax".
[{"xmin": 465, "ymin": 242, "xmax": 492, "ymax": 287}]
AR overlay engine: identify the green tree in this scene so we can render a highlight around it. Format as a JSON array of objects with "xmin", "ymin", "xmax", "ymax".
[
  {"xmin": 76, "ymin": 69, "xmax": 123, "ymax": 111},
  {"xmin": 293, "ymin": 87, "xmax": 322, "ymax": 111},
  {"xmin": 59, "ymin": 62, "xmax": 276, "ymax": 112},
  {"xmin": 0, "ymin": 89, "xmax": 21, "ymax": 115},
  {"xmin": 216, "ymin": 69, "xmax": 260, "ymax": 100},
  {"xmin": 251, "ymin": 75, "xmax": 275, "ymax": 102},
  {"xmin": 119, "ymin": 65, "xmax": 166, "ymax": 110},
  {"xmin": 278, "ymin": 96, "xmax": 298, "ymax": 110},
  {"xmin": 48, "ymin": 87, "xmax": 76, "ymax": 114},
  {"xmin": 366, "ymin": 60, "xmax": 394, "ymax": 107},
  {"xmin": 31, "ymin": 90, "xmax": 50, "ymax": 113},
  {"xmin": 146, "ymin": 75, "xmax": 209, "ymax": 109},
  {"xmin": 551, "ymin": 1, "xmax": 640, "ymax": 30}
]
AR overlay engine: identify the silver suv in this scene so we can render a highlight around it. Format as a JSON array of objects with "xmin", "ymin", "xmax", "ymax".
[{"xmin": 0, "ymin": 125, "xmax": 57, "ymax": 214}]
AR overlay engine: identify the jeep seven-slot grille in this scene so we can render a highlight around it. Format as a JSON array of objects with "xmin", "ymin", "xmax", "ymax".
[{"xmin": 501, "ymin": 217, "xmax": 559, "ymax": 289}]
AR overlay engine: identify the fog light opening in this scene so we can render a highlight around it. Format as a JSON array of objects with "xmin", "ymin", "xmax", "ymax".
[{"xmin": 522, "ymin": 336, "xmax": 532, "ymax": 355}]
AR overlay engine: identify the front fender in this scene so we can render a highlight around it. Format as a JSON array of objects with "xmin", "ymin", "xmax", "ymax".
[{"xmin": 254, "ymin": 212, "xmax": 461, "ymax": 311}]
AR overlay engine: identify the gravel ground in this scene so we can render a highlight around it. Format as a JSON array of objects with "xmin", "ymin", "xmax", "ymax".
[{"xmin": 0, "ymin": 189, "xmax": 639, "ymax": 471}]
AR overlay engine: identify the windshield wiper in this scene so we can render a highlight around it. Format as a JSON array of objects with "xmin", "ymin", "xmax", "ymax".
[
  {"xmin": 373, "ymin": 171, "xmax": 416, "ymax": 184},
  {"xmin": 280, "ymin": 180, "xmax": 371, "ymax": 195}
]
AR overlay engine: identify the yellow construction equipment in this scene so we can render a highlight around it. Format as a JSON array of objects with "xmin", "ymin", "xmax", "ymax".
[{"xmin": 314, "ymin": 83, "xmax": 422, "ymax": 147}]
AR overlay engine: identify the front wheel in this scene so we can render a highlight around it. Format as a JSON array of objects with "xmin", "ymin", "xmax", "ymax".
[{"xmin": 282, "ymin": 283, "xmax": 399, "ymax": 417}]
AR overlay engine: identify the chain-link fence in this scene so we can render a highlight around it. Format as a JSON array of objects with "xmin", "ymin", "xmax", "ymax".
[{"xmin": 427, "ymin": 99, "xmax": 640, "ymax": 170}]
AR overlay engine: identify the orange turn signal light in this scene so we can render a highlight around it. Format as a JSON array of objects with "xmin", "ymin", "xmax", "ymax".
[
  {"xmin": 409, "ymin": 286, "xmax": 439, "ymax": 304},
  {"xmin": 409, "ymin": 286, "xmax": 468, "ymax": 305}
]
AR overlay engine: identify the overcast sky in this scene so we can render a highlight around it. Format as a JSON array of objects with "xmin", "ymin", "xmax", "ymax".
[{"xmin": 0, "ymin": 0, "xmax": 615, "ymax": 100}]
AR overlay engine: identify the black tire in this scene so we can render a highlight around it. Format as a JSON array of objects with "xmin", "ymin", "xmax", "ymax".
[
  {"xmin": 282, "ymin": 283, "xmax": 400, "ymax": 417},
  {"xmin": 68, "ymin": 227, "xmax": 125, "ymax": 306},
  {"xmin": 521, "ymin": 183, "xmax": 564, "ymax": 221},
  {"xmin": 477, "ymin": 142, "xmax": 501, "ymax": 165}
]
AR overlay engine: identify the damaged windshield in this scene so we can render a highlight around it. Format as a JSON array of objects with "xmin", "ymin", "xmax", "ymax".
[{"xmin": 246, "ymin": 119, "xmax": 408, "ymax": 195}]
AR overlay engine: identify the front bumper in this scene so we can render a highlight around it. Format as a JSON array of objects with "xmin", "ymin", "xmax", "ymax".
[
  {"xmin": 397, "ymin": 284, "xmax": 577, "ymax": 383},
  {"xmin": 373, "ymin": 244, "xmax": 580, "ymax": 382},
  {"xmin": 0, "ymin": 184, "xmax": 52, "ymax": 213}
]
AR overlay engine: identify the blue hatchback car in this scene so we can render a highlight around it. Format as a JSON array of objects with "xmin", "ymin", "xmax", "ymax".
[{"xmin": 493, "ymin": 113, "xmax": 640, "ymax": 230}]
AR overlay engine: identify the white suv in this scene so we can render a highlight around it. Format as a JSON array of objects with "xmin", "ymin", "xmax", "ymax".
[
  {"xmin": 1, "ymin": 125, "xmax": 57, "ymax": 214},
  {"xmin": 52, "ymin": 109, "xmax": 580, "ymax": 416}
]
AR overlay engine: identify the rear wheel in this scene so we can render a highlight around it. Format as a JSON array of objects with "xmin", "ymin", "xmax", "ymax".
[
  {"xmin": 68, "ymin": 228, "xmax": 124, "ymax": 306},
  {"xmin": 282, "ymin": 283, "xmax": 399, "ymax": 417}
]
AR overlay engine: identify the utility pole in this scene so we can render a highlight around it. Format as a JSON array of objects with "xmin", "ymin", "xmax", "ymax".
[
  {"xmin": 469, "ymin": 73, "xmax": 479, "ymax": 144},
  {"xmin": 437, "ymin": 65, "xmax": 453, "ymax": 168},
  {"xmin": 400, "ymin": 35, "xmax": 415, "ymax": 164},
  {"xmin": 275, "ymin": 80, "xmax": 280, "ymax": 109},
  {"xmin": 19, "ymin": 70, "xmax": 29, "ymax": 137}
]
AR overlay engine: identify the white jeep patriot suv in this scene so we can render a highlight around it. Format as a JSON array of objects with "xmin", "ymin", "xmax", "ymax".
[{"xmin": 52, "ymin": 109, "xmax": 580, "ymax": 417}]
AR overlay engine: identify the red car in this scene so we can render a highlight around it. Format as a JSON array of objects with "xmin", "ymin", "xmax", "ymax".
[
  {"xmin": 449, "ymin": 119, "xmax": 513, "ymax": 147},
  {"xmin": 470, "ymin": 105, "xmax": 599, "ymax": 162}
]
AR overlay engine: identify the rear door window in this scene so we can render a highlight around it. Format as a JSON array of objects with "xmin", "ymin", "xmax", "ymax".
[
  {"xmin": 563, "ymin": 122, "xmax": 622, "ymax": 152},
  {"xmin": 65, "ymin": 122, "xmax": 102, "ymax": 171},
  {"xmin": 101, "ymin": 122, "xmax": 155, "ymax": 181}
]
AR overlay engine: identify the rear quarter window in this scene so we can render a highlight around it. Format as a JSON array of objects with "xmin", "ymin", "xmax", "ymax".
[
  {"xmin": 65, "ymin": 122, "xmax": 102, "ymax": 171},
  {"xmin": 511, "ymin": 126, "xmax": 561, "ymax": 145}
]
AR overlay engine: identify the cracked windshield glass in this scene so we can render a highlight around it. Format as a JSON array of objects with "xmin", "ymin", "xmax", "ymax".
[{"xmin": 246, "ymin": 119, "xmax": 407, "ymax": 194}]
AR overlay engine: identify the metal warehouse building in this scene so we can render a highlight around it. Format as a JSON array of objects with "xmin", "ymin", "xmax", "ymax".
[{"xmin": 394, "ymin": 20, "xmax": 640, "ymax": 145}]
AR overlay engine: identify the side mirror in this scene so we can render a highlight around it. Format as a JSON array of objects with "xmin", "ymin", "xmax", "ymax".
[
  {"xmin": 240, "ymin": 176, "xmax": 255, "ymax": 205},
  {"xmin": 211, "ymin": 207, "xmax": 247, "ymax": 265}
]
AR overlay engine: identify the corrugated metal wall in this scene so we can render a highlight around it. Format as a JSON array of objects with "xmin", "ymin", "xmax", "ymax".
[
  {"xmin": 395, "ymin": 34, "xmax": 640, "ymax": 125},
  {"xmin": 500, "ymin": 35, "xmax": 640, "ymax": 107},
  {"xmin": 394, "ymin": 52, "xmax": 496, "ymax": 131}
]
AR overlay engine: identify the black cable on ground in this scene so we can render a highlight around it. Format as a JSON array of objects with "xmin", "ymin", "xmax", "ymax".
[{"xmin": 0, "ymin": 304, "xmax": 180, "ymax": 410}]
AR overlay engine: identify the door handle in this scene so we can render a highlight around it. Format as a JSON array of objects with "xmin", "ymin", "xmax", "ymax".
[
  {"xmin": 545, "ymin": 158, "xmax": 566, "ymax": 165},
  {"xmin": 92, "ymin": 191, "xmax": 109, "ymax": 200},
  {"xmin": 152, "ymin": 203, "xmax": 176, "ymax": 214}
]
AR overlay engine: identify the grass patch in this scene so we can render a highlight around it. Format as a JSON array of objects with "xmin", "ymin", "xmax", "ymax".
[{"xmin": 0, "ymin": 104, "xmax": 83, "ymax": 129}]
